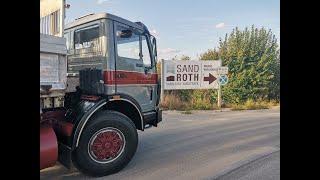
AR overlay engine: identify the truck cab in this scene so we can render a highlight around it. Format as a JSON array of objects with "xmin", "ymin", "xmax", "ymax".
[
  {"xmin": 61, "ymin": 13, "xmax": 161, "ymax": 176},
  {"xmin": 64, "ymin": 13, "xmax": 161, "ymax": 127}
]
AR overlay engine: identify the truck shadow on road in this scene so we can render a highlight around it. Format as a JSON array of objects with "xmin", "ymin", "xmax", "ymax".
[{"xmin": 40, "ymin": 148, "xmax": 143, "ymax": 179}]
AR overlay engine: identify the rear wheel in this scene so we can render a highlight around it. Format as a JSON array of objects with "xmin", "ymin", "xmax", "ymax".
[{"xmin": 73, "ymin": 110, "xmax": 138, "ymax": 177}]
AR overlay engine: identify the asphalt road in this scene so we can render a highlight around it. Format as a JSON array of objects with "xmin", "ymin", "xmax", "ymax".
[{"xmin": 40, "ymin": 108, "xmax": 280, "ymax": 180}]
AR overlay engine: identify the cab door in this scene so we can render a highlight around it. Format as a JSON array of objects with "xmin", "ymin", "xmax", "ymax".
[{"xmin": 114, "ymin": 22, "xmax": 157, "ymax": 112}]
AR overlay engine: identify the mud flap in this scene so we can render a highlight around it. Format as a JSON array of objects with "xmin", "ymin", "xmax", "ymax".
[
  {"xmin": 144, "ymin": 109, "xmax": 162, "ymax": 127},
  {"xmin": 155, "ymin": 109, "xmax": 162, "ymax": 125},
  {"xmin": 58, "ymin": 142, "xmax": 72, "ymax": 169},
  {"xmin": 158, "ymin": 109, "xmax": 162, "ymax": 122}
]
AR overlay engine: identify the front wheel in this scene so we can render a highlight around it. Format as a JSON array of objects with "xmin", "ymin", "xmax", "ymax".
[{"xmin": 72, "ymin": 110, "xmax": 138, "ymax": 177}]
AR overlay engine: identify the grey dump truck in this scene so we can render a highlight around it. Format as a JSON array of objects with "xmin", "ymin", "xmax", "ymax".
[{"xmin": 40, "ymin": 1, "xmax": 162, "ymax": 176}]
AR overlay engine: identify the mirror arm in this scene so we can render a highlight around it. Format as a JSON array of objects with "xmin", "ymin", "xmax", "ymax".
[{"xmin": 153, "ymin": 38, "xmax": 157, "ymax": 68}]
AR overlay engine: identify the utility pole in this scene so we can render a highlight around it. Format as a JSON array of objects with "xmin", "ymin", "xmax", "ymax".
[
  {"xmin": 217, "ymin": 60, "xmax": 223, "ymax": 110},
  {"xmin": 217, "ymin": 82, "xmax": 222, "ymax": 109}
]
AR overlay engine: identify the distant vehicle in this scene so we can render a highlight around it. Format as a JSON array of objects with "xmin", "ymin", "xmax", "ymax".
[{"xmin": 40, "ymin": 0, "xmax": 161, "ymax": 177}]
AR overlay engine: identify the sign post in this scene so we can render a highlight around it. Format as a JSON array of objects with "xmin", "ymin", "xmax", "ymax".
[
  {"xmin": 217, "ymin": 68, "xmax": 229, "ymax": 109},
  {"xmin": 217, "ymin": 83, "xmax": 222, "ymax": 109}
]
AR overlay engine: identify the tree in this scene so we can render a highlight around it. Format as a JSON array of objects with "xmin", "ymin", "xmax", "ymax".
[
  {"xmin": 200, "ymin": 25, "xmax": 280, "ymax": 103},
  {"xmin": 200, "ymin": 48, "xmax": 219, "ymax": 60}
]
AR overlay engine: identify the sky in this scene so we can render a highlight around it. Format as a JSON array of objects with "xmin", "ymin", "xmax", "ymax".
[{"xmin": 65, "ymin": 0, "xmax": 280, "ymax": 60}]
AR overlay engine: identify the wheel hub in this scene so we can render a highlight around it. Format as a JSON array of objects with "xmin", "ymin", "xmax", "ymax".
[{"xmin": 88, "ymin": 128, "xmax": 125, "ymax": 163}]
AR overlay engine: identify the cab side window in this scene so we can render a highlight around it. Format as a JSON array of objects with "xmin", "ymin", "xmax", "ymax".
[
  {"xmin": 141, "ymin": 35, "xmax": 151, "ymax": 66},
  {"xmin": 116, "ymin": 25, "xmax": 140, "ymax": 60}
]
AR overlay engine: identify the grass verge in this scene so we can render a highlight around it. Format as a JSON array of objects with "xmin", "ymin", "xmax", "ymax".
[
  {"xmin": 230, "ymin": 99, "xmax": 279, "ymax": 111},
  {"xmin": 160, "ymin": 94, "xmax": 279, "ymax": 111}
]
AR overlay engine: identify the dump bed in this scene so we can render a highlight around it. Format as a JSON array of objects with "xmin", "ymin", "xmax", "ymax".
[{"xmin": 40, "ymin": 33, "xmax": 67, "ymax": 97}]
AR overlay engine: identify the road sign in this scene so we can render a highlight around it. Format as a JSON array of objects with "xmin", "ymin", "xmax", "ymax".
[
  {"xmin": 218, "ymin": 67, "xmax": 228, "ymax": 75},
  {"xmin": 219, "ymin": 74, "xmax": 228, "ymax": 86},
  {"xmin": 163, "ymin": 60, "xmax": 224, "ymax": 90}
]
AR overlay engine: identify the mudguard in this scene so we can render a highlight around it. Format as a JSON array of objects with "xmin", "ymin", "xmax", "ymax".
[
  {"xmin": 68, "ymin": 94, "xmax": 145, "ymax": 149},
  {"xmin": 66, "ymin": 98, "xmax": 107, "ymax": 150}
]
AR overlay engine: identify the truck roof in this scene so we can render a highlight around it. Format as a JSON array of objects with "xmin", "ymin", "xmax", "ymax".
[{"xmin": 65, "ymin": 13, "xmax": 146, "ymax": 32}]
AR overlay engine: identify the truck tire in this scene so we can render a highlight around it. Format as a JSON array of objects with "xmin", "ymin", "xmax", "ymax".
[{"xmin": 72, "ymin": 110, "xmax": 138, "ymax": 177}]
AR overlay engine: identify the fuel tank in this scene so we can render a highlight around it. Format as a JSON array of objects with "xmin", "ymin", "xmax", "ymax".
[{"xmin": 40, "ymin": 125, "xmax": 58, "ymax": 170}]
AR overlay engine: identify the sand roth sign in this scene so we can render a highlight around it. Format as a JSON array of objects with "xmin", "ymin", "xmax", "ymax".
[{"xmin": 162, "ymin": 60, "xmax": 227, "ymax": 90}]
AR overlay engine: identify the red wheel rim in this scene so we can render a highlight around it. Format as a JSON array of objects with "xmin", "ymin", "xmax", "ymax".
[{"xmin": 88, "ymin": 127, "xmax": 125, "ymax": 163}]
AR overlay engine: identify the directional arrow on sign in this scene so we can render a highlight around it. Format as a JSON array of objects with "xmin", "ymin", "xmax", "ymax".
[{"xmin": 203, "ymin": 73, "xmax": 217, "ymax": 84}]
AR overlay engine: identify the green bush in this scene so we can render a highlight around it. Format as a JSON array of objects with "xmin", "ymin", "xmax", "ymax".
[{"xmin": 230, "ymin": 99, "xmax": 278, "ymax": 111}]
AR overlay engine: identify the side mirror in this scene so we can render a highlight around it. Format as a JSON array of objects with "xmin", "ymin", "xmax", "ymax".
[
  {"xmin": 152, "ymin": 37, "xmax": 157, "ymax": 58},
  {"xmin": 151, "ymin": 36, "xmax": 157, "ymax": 70}
]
